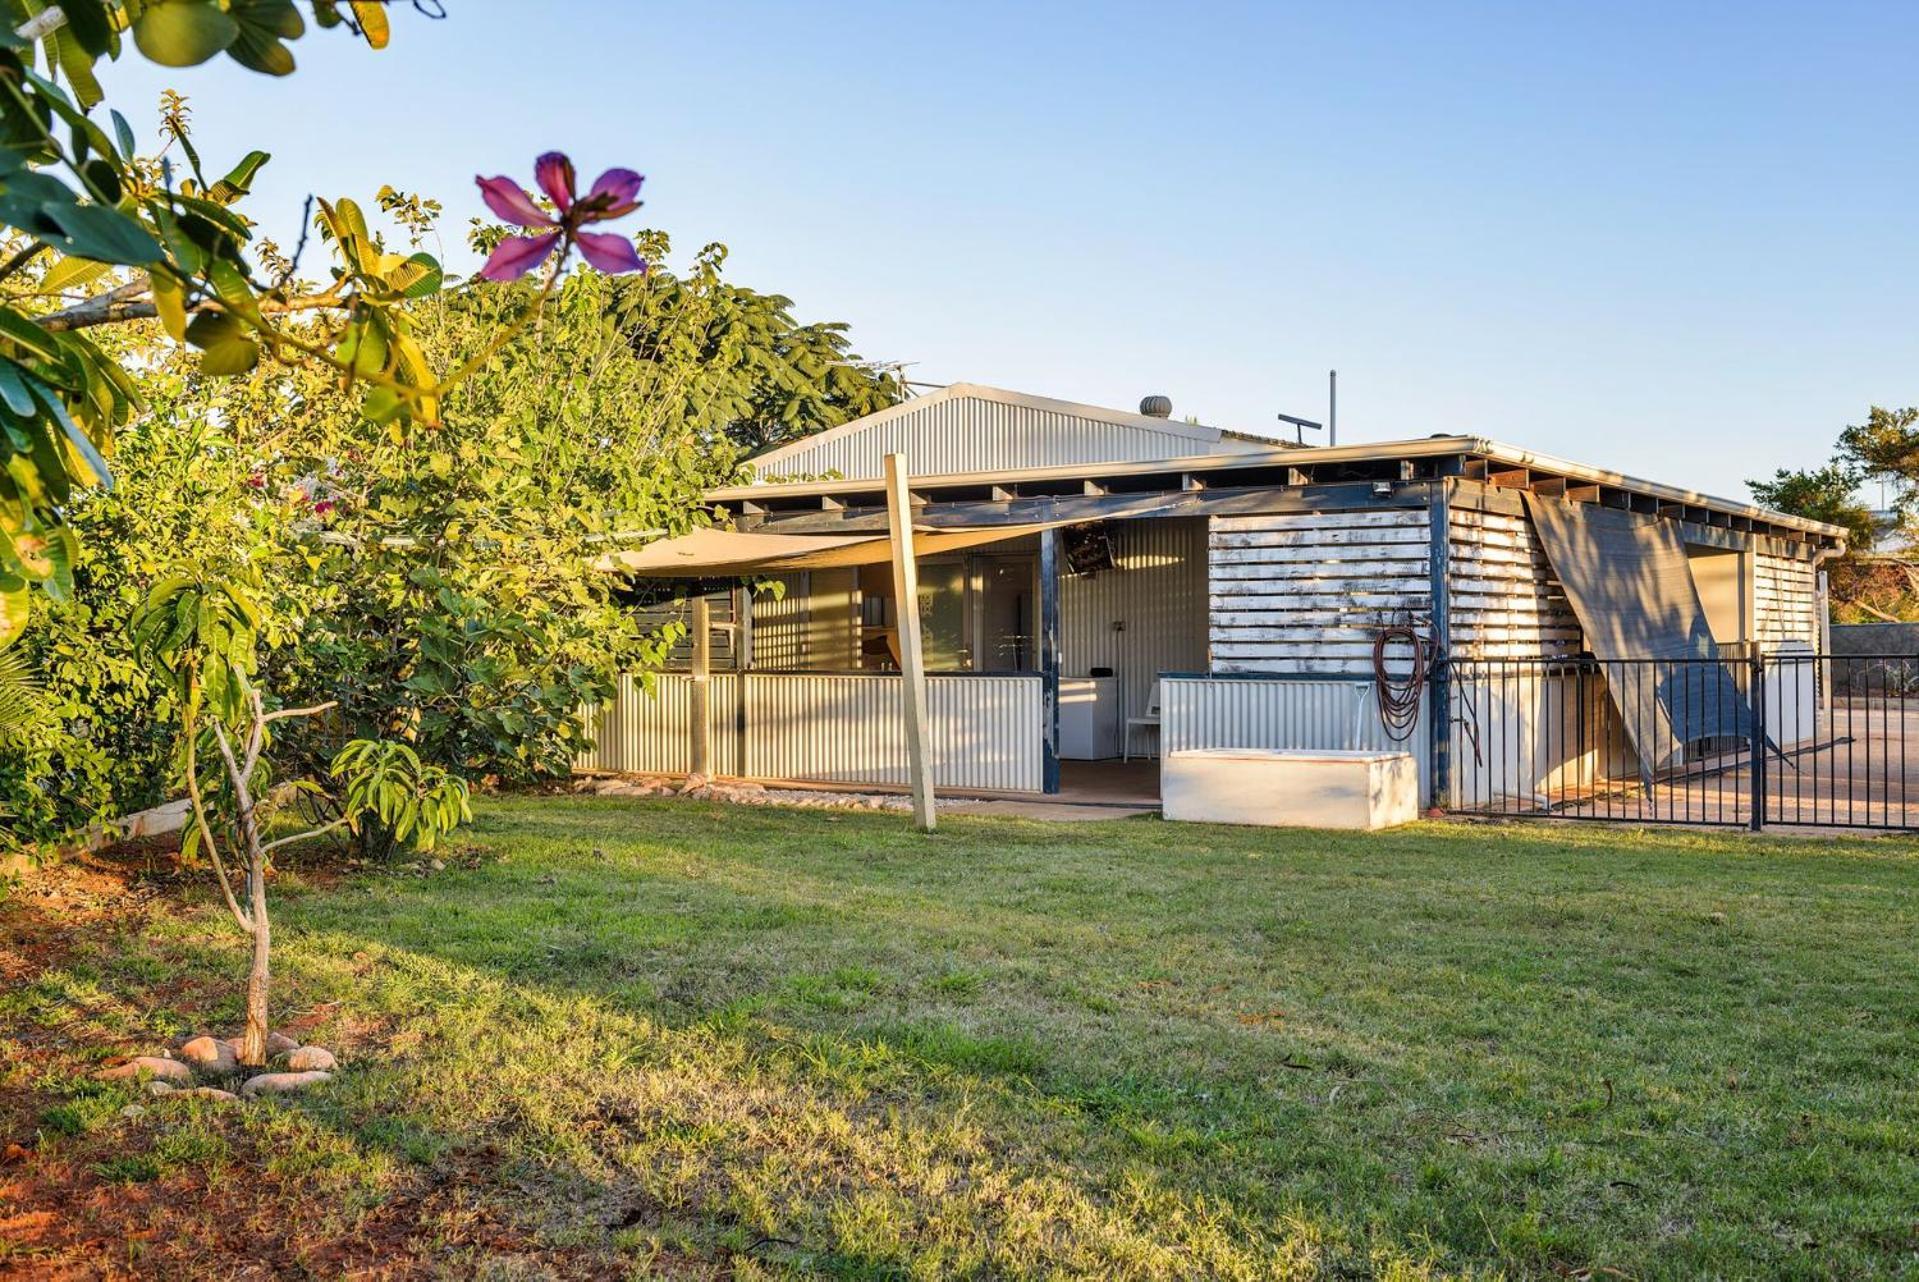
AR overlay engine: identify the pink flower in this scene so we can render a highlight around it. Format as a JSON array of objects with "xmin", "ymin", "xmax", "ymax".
[
  {"xmin": 314, "ymin": 500, "xmax": 336, "ymax": 516},
  {"xmin": 475, "ymin": 152, "xmax": 646, "ymax": 281}
]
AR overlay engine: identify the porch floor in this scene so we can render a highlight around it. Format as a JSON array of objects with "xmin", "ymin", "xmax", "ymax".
[
  {"xmin": 940, "ymin": 759, "xmax": 1161, "ymax": 821},
  {"xmin": 1056, "ymin": 759, "xmax": 1161, "ymax": 805}
]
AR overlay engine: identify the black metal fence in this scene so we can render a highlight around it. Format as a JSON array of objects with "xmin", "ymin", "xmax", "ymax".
[{"xmin": 1440, "ymin": 652, "xmax": 1919, "ymax": 831}]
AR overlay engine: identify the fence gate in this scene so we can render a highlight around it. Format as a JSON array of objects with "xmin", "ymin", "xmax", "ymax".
[
  {"xmin": 1764, "ymin": 653, "xmax": 1919, "ymax": 829},
  {"xmin": 1442, "ymin": 652, "xmax": 1919, "ymax": 832}
]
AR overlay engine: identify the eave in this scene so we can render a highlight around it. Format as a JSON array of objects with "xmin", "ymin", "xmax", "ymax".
[{"xmin": 707, "ymin": 435, "xmax": 1847, "ymax": 546}]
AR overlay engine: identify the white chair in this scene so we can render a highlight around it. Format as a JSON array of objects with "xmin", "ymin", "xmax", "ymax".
[{"xmin": 1124, "ymin": 684, "xmax": 1161, "ymax": 761}]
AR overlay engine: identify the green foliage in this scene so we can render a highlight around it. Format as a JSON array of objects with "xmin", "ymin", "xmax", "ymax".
[
  {"xmin": 684, "ymin": 280, "xmax": 902, "ymax": 454},
  {"xmin": 0, "ymin": 364, "xmax": 286, "ymax": 848},
  {"xmin": 1748, "ymin": 459, "xmax": 1877, "ymax": 552},
  {"xmin": 1, "ymin": 199, "xmax": 885, "ymax": 845},
  {"xmin": 132, "ymin": 570, "xmax": 261, "ymax": 725},
  {"xmin": 247, "ymin": 257, "xmax": 733, "ymax": 783},
  {"xmin": 0, "ymin": 642, "xmax": 45, "ymax": 733},
  {"xmin": 331, "ymin": 737, "xmax": 470, "ymax": 859},
  {"xmin": 1837, "ymin": 405, "xmax": 1919, "ymax": 518},
  {"xmin": 0, "ymin": 0, "xmax": 432, "ymax": 641}
]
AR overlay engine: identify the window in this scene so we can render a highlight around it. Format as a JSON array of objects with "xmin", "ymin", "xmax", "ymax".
[
  {"xmin": 974, "ymin": 557, "xmax": 1034, "ymax": 670},
  {"xmin": 917, "ymin": 560, "xmax": 970, "ymax": 670},
  {"xmin": 1686, "ymin": 546, "xmax": 1753, "ymax": 644}
]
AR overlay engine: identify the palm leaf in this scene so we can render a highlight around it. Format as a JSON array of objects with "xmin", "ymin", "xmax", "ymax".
[{"xmin": 0, "ymin": 646, "xmax": 51, "ymax": 738}]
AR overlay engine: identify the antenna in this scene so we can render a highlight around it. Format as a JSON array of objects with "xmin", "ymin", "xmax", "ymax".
[
  {"xmin": 829, "ymin": 358, "xmax": 929, "ymax": 397},
  {"xmin": 1275, "ymin": 411, "xmax": 1323, "ymax": 446}
]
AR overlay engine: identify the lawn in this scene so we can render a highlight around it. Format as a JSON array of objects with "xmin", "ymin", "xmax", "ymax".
[{"xmin": 4, "ymin": 798, "xmax": 1917, "ymax": 1279}]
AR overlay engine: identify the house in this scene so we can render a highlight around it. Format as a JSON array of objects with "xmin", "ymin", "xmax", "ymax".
[{"xmin": 581, "ymin": 383, "xmax": 1846, "ymax": 814}]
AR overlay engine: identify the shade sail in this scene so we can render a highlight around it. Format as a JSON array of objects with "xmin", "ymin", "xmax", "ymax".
[
  {"xmin": 1522, "ymin": 493, "xmax": 1754, "ymax": 776},
  {"xmin": 595, "ymin": 522, "xmax": 1068, "ymax": 578}
]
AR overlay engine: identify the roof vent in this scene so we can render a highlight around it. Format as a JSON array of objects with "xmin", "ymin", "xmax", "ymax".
[{"xmin": 1139, "ymin": 394, "xmax": 1173, "ymax": 418}]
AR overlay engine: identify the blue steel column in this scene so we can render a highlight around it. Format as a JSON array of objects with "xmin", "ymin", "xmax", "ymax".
[
  {"xmin": 1039, "ymin": 527, "xmax": 1062, "ymax": 794},
  {"xmin": 1427, "ymin": 481, "xmax": 1453, "ymax": 809}
]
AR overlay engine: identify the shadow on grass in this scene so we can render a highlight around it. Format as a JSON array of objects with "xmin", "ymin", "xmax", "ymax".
[{"xmin": 6, "ymin": 872, "xmax": 1379, "ymax": 1277}]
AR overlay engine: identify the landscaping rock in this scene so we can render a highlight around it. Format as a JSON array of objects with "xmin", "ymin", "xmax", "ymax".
[
  {"xmin": 284, "ymin": 1045, "xmax": 337, "ymax": 1072},
  {"xmin": 97, "ymin": 1056, "xmax": 193, "ymax": 1085},
  {"xmin": 178, "ymin": 1035, "xmax": 238, "ymax": 1074},
  {"xmin": 120, "ymin": 1104, "xmax": 146, "ymax": 1120},
  {"xmin": 240, "ymin": 1070, "xmax": 332, "ymax": 1098},
  {"xmin": 145, "ymin": 1080, "xmax": 176, "ymax": 1097},
  {"xmin": 224, "ymin": 1032, "xmax": 298, "ymax": 1060},
  {"xmin": 173, "ymin": 1087, "xmax": 240, "ymax": 1103}
]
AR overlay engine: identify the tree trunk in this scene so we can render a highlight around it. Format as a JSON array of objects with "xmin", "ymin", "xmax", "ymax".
[{"xmin": 239, "ymin": 855, "xmax": 272, "ymax": 1067}]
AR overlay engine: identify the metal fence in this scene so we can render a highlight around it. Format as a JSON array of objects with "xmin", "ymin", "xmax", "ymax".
[{"xmin": 1442, "ymin": 652, "xmax": 1919, "ymax": 831}]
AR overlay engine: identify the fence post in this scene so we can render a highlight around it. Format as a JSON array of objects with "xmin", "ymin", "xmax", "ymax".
[
  {"xmin": 1748, "ymin": 649, "xmax": 1766, "ymax": 832},
  {"xmin": 1426, "ymin": 481, "xmax": 1453, "ymax": 810}
]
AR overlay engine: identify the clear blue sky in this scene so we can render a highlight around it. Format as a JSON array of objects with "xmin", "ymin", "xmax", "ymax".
[{"xmin": 99, "ymin": 1, "xmax": 1918, "ymax": 502}]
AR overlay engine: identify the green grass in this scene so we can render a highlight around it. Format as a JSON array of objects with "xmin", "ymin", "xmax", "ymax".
[{"xmin": 11, "ymin": 799, "xmax": 1919, "ymax": 1277}]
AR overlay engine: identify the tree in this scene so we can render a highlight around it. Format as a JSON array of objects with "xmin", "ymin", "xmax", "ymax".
[
  {"xmin": 0, "ymin": 1, "xmax": 424, "ymax": 644},
  {"xmin": 1837, "ymin": 405, "xmax": 1919, "ymax": 519},
  {"xmin": 682, "ymin": 281, "xmax": 903, "ymax": 454},
  {"xmin": 135, "ymin": 573, "xmax": 467, "ymax": 1067},
  {"xmin": 1, "ymin": 3, "xmax": 655, "ymax": 647},
  {"xmin": 2, "ymin": 224, "xmax": 896, "ymax": 853},
  {"xmin": 1749, "ymin": 460, "xmax": 1877, "ymax": 552},
  {"xmin": 261, "ymin": 252, "xmax": 740, "ymax": 791},
  {"xmin": 0, "ymin": 3, "xmax": 657, "ymax": 1051}
]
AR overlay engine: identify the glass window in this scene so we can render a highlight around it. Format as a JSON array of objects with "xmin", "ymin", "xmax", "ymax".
[
  {"xmin": 917, "ymin": 560, "xmax": 970, "ymax": 671},
  {"xmin": 976, "ymin": 557, "xmax": 1034, "ymax": 670}
]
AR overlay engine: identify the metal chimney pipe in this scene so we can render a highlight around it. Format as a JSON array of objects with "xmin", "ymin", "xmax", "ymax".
[{"xmin": 1329, "ymin": 369, "xmax": 1338, "ymax": 446}]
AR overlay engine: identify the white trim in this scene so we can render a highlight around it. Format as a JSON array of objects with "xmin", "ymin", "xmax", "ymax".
[{"xmin": 744, "ymin": 382, "xmax": 1277, "ymax": 475}]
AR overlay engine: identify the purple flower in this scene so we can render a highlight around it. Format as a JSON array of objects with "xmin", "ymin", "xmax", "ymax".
[{"xmin": 474, "ymin": 151, "xmax": 646, "ymax": 282}]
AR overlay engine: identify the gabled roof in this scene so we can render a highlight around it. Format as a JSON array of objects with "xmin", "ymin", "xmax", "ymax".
[{"xmin": 743, "ymin": 382, "xmax": 1281, "ymax": 482}]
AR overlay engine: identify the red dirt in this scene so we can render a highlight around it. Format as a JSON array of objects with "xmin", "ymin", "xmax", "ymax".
[{"xmin": 0, "ymin": 850, "xmax": 634, "ymax": 1280}]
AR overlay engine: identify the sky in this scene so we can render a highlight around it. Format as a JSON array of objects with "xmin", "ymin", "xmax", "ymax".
[{"xmin": 97, "ymin": 1, "xmax": 1919, "ymax": 503}]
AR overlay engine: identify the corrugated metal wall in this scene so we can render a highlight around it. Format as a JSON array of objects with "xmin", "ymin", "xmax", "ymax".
[
  {"xmin": 578, "ymin": 672, "xmax": 1042, "ymax": 792},
  {"xmin": 1161, "ymin": 674, "xmax": 1431, "ymax": 805},
  {"xmin": 1060, "ymin": 517, "xmax": 1209, "ymax": 746},
  {"xmin": 753, "ymin": 393, "xmax": 1260, "ymax": 481},
  {"xmin": 1441, "ymin": 666, "xmax": 1626, "ymax": 810},
  {"xmin": 576, "ymin": 673, "xmax": 743, "ymax": 776},
  {"xmin": 743, "ymin": 674, "xmax": 1041, "ymax": 790}
]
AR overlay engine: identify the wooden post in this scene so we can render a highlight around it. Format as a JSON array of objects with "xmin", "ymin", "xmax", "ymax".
[
  {"xmin": 689, "ymin": 594, "xmax": 711, "ymax": 782},
  {"xmin": 884, "ymin": 453, "xmax": 936, "ymax": 832},
  {"xmin": 734, "ymin": 583, "xmax": 753, "ymax": 777}
]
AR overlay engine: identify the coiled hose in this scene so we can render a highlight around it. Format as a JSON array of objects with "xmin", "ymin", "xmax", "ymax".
[{"xmin": 1372, "ymin": 623, "xmax": 1429, "ymax": 742}]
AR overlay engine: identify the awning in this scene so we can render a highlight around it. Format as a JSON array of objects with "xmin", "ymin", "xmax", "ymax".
[
  {"xmin": 595, "ymin": 522, "xmax": 1069, "ymax": 578},
  {"xmin": 1522, "ymin": 493, "xmax": 1755, "ymax": 776}
]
